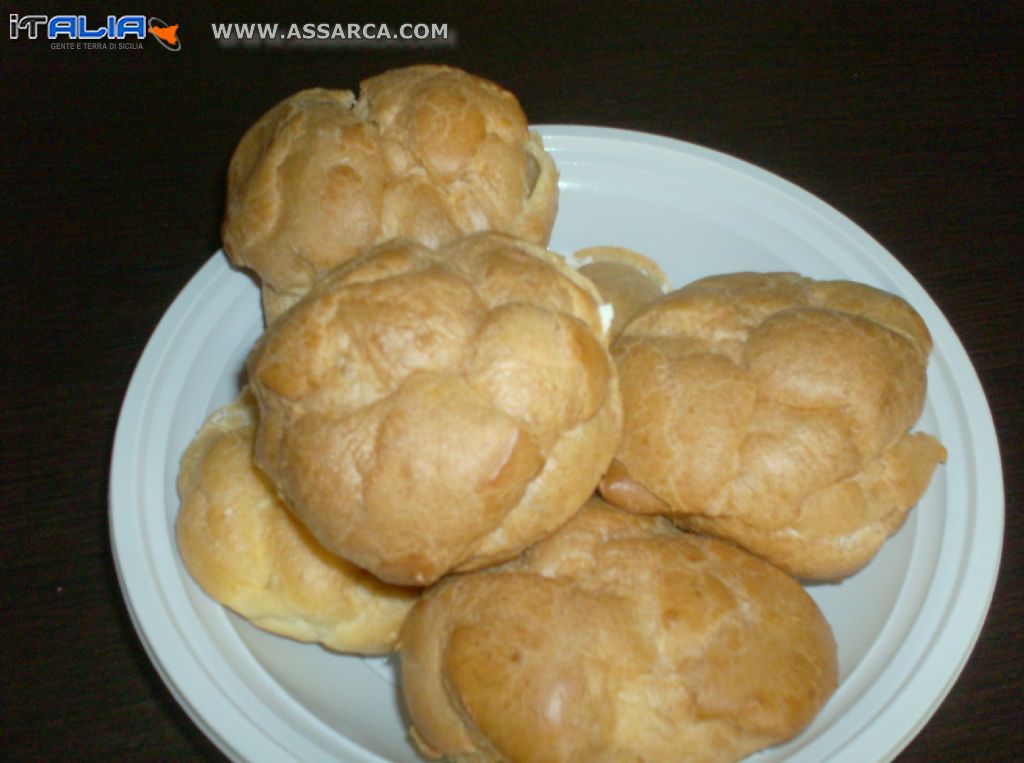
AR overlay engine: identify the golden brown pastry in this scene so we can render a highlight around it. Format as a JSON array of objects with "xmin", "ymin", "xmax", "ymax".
[
  {"xmin": 600, "ymin": 271, "xmax": 947, "ymax": 580},
  {"xmin": 222, "ymin": 64, "xmax": 559, "ymax": 321},
  {"xmin": 574, "ymin": 245, "xmax": 669, "ymax": 337},
  {"xmin": 400, "ymin": 497, "xmax": 838, "ymax": 763},
  {"xmin": 246, "ymin": 232, "xmax": 622, "ymax": 587},
  {"xmin": 176, "ymin": 390, "xmax": 419, "ymax": 654}
]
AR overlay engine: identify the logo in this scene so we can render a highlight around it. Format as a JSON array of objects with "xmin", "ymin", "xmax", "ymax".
[
  {"xmin": 9, "ymin": 14, "xmax": 181, "ymax": 51},
  {"xmin": 148, "ymin": 17, "xmax": 180, "ymax": 51}
]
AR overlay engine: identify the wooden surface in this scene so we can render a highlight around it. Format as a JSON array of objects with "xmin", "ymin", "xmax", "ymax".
[{"xmin": 3, "ymin": 3, "xmax": 1021, "ymax": 760}]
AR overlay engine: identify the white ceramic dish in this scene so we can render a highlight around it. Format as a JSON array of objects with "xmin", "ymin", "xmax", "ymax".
[{"xmin": 110, "ymin": 126, "xmax": 1003, "ymax": 762}]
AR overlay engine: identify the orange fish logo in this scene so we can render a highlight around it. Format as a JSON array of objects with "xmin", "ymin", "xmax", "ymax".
[{"xmin": 148, "ymin": 17, "xmax": 181, "ymax": 51}]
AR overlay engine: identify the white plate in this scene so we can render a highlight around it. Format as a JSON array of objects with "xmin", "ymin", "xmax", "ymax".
[{"xmin": 110, "ymin": 126, "xmax": 1003, "ymax": 762}]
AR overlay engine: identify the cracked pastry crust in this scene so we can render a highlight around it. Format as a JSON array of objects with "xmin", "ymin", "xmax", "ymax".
[
  {"xmin": 175, "ymin": 390, "xmax": 420, "ymax": 654},
  {"xmin": 399, "ymin": 498, "xmax": 838, "ymax": 763},
  {"xmin": 246, "ymin": 232, "xmax": 622, "ymax": 587},
  {"xmin": 222, "ymin": 65, "xmax": 559, "ymax": 322},
  {"xmin": 599, "ymin": 271, "xmax": 947, "ymax": 580}
]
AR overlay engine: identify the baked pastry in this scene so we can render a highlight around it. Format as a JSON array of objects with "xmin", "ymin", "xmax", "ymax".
[
  {"xmin": 176, "ymin": 390, "xmax": 419, "ymax": 654},
  {"xmin": 574, "ymin": 245, "xmax": 669, "ymax": 337},
  {"xmin": 222, "ymin": 64, "xmax": 559, "ymax": 321},
  {"xmin": 246, "ymin": 232, "xmax": 622, "ymax": 587},
  {"xmin": 600, "ymin": 271, "xmax": 947, "ymax": 580},
  {"xmin": 400, "ymin": 497, "xmax": 838, "ymax": 763}
]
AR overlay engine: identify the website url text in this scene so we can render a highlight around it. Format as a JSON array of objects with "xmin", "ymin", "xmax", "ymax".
[{"xmin": 211, "ymin": 22, "xmax": 455, "ymax": 48}]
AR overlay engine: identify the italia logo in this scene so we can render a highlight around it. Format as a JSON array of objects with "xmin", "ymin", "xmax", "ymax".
[{"xmin": 9, "ymin": 14, "xmax": 181, "ymax": 51}]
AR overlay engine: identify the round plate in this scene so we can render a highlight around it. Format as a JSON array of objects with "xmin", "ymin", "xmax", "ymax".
[{"xmin": 110, "ymin": 126, "xmax": 1003, "ymax": 762}]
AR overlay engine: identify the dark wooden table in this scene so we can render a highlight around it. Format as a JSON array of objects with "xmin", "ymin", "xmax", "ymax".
[{"xmin": 4, "ymin": 3, "xmax": 1020, "ymax": 760}]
